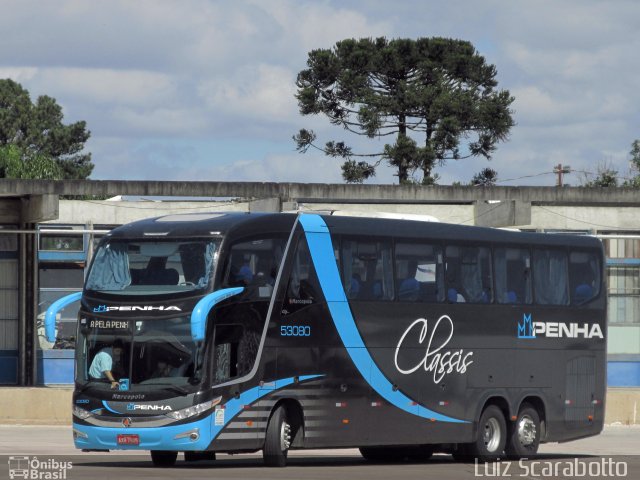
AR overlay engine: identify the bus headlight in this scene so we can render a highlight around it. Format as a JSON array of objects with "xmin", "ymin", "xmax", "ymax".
[
  {"xmin": 73, "ymin": 405, "xmax": 93, "ymax": 419},
  {"xmin": 166, "ymin": 396, "xmax": 221, "ymax": 420}
]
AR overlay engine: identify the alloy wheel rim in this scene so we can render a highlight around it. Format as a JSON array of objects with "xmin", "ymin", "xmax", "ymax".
[
  {"xmin": 280, "ymin": 421, "xmax": 292, "ymax": 451},
  {"xmin": 517, "ymin": 415, "xmax": 537, "ymax": 447},
  {"xmin": 483, "ymin": 417, "xmax": 501, "ymax": 452}
]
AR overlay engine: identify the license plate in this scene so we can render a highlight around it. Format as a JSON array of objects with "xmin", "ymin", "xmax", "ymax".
[{"xmin": 117, "ymin": 434, "xmax": 140, "ymax": 446}]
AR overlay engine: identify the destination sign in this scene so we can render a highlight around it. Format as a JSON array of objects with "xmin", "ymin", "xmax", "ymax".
[{"xmin": 88, "ymin": 319, "xmax": 130, "ymax": 329}]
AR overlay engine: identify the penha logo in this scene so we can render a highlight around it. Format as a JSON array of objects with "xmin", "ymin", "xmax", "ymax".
[
  {"xmin": 127, "ymin": 403, "xmax": 172, "ymax": 412},
  {"xmin": 93, "ymin": 305, "xmax": 181, "ymax": 313},
  {"xmin": 517, "ymin": 314, "xmax": 535, "ymax": 339},
  {"xmin": 518, "ymin": 314, "xmax": 604, "ymax": 339}
]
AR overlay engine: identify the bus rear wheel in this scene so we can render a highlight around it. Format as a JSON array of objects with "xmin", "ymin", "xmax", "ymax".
[
  {"xmin": 506, "ymin": 404, "xmax": 541, "ymax": 458},
  {"xmin": 150, "ymin": 450, "xmax": 177, "ymax": 467},
  {"xmin": 468, "ymin": 405, "xmax": 506, "ymax": 462},
  {"xmin": 263, "ymin": 405, "xmax": 291, "ymax": 467}
]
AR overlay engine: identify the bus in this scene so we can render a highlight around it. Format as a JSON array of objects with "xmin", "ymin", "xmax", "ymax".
[{"xmin": 45, "ymin": 212, "xmax": 606, "ymax": 466}]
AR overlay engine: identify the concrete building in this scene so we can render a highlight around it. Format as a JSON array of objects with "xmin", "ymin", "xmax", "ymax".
[{"xmin": 0, "ymin": 180, "xmax": 639, "ymax": 423}]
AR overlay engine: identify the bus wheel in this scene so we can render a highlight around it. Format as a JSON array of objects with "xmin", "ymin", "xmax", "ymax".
[
  {"xmin": 469, "ymin": 405, "xmax": 506, "ymax": 462},
  {"xmin": 506, "ymin": 404, "xmax": 541, "ymax": 458},
  {"xmin": 263, "ymin": 405, "xmax": 291, "ymax": 467},
  {"xmin": 150, "ymin": 450, "xmax": 178, "ymax": 467}
]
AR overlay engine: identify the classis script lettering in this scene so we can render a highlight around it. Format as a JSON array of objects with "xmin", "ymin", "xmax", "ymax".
[{"xmin": 394, "ymin": 315, "xmax": 474, "ymax": 384}]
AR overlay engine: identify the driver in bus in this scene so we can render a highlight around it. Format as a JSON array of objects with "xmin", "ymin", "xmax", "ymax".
[{"xmin": 88, "ymin": 339, "xmax": 124, "ymax": 389}]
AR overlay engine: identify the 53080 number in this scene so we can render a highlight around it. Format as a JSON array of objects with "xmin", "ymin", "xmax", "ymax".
[{"xmin": 280, "ymin": 325, "xmax": 311, "ymax": 337}]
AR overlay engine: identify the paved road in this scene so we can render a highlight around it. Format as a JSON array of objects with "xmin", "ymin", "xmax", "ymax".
[{"xmin": 0, "ymin": 425, "xmax": 638, "ymax": 479}]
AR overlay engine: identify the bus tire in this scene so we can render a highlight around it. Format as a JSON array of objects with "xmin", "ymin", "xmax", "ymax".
[
  {"xmin": 505, "ymin": 404, "xmax": 541, "ymax": 458},
  {"xmin": 263, "ymin": 405, "xmax": 291, "ymax": 467},
  {"xmin": 468, "ymin": 405, "xmax": 506, "ymax": 462},
  {"xmin": 150, "ymin": 450, "xmax": 177, "ymax": 467}
]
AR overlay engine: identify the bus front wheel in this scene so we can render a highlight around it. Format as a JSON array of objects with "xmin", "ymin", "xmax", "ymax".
[
  {"xmin": 150, "ymin": 450, "xmax": 177, "ymax": 467},
  {"xmin": 468, "ymin": 405, "xmax": 507, "ymax": 462},
  {"xmin": 263, "ymin": 405, "xmax": 291, "ymax": 467},
  {"xmin": 505, "ymin": 404, "xmax": 541, "ymax": 458}
]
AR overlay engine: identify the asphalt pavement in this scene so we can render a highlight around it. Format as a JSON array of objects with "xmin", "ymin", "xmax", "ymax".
[{"xmin": 0, "ymin": 425, "xmax": 638, "ymax": 479}]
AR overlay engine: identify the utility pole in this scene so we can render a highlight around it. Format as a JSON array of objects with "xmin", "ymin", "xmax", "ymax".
[{"xmin": 553, "ymin": 163, "xmax": 571, "ymax": 187}]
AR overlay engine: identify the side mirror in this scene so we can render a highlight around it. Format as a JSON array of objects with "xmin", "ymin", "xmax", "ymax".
[
  {"xmin": 44, "ymin": 292, "xmax": 82, "ymax": 343},
  {"xmin": 190, "ymin": 287, "xmax": 244, "ymax": 341}
]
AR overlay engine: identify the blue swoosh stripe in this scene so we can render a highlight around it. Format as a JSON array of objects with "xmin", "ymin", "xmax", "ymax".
[
  {"xmin": 102, "ymin": 400, "xmax": 122, "ymax": 414},
  {"xmin": 299, "ymin": 214, "xmax": 467, "ymax": 424},
  {"xmin": 212, "ymin": 374, "xmax": 323, "ymax": 439}
]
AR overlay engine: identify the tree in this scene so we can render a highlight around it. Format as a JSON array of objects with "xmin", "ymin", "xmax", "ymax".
[
  {"xmin": 471, "ymin": 167, "xmax": 498, "ymax": 186},
  {"xmin": 623, "ymin": 139, "xmax": 640, "ymax": 187},
  {"xmin": 583, "ymin": 162, "xmax": 618, "ymax": 188},
  {"xmin": 0, "ymin": 78, "xmax": 93, "ymax": 179},
  {"xmin": 0, "ymin": 144, "xmax": 63, "ymax": 179},
  {"xmin": 294, "ymin": 37, "xmax": 514, "ymax": 184}
]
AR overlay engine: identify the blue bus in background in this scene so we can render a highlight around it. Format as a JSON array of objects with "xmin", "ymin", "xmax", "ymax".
[{"xmin": 46, "ymin": 212, "xmax": 606, "ymax": 466}]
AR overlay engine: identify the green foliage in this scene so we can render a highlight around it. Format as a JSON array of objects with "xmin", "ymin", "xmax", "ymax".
[
  {"xmin": 470, "ymin": 167, "xmax": 498, "ymax": 186},
  {"xmin": 631, "ymin": 139, "xmax": 640, "ymax": 169},
  {"xmin": 341, "ymin": 160, "xmax": 376, "ymax": 183},
  {"xmin": 0, "ymin": 78, "xmax": 93, "ymax": 179},
  {"xmin": 623, "ymin": 139, "xmax": 640, "ymax": 187},
  {"xmin": 0, "ymin": 144, "xmax": 64, "ymax": 179},
  {"xmin": 583, "ymin": 165, "xmax": 618, "ymax": 188},
  {"xmin": 294, "ymin": 37, "xmax": 514, "ymax": 184}
]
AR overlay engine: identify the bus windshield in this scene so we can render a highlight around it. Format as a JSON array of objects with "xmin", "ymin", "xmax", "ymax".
[
  {"xmin": 77, "ymin": 315, "xmax": 204, "ymax": 391},
  {"xmin": 85, "ymin": 239, "xmax": 218, "ymax": 295}
]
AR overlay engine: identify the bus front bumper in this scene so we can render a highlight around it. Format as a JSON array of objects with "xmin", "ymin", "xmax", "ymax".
[{"xmin": 72, "ymin": 415, "xmax": 214, "ymax": 451}]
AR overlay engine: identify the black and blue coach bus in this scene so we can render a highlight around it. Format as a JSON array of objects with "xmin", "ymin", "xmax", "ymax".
[{"xmin": 45, "ymin": 212, "xmax": 606, "ymax": 466}]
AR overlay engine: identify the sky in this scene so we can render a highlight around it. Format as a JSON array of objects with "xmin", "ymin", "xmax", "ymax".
[{"xmin": 1, "ymin": 0, "xmax": 638, "ymax": 186}]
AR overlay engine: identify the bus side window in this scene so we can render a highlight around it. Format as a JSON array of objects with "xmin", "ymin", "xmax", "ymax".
[
  {"xmin": 340, "ymin": 237, "xmax": 394, "ymax": 301},
  {"xmin": 533, "ymin": 249, "xmax": 569, "ymax": 305},
  {"xmin": 569, "ymin": 251, "xmax": 601, "ymax": 305},
  {"xmin": 494, "ymin": 247, "xmax": 532, "ymax": 305},
  {"xmin": 282, "ymin": 237, "xmax": 321, "ymax": 316},
  {"xmin": 395, "ymin": 242, "xmax": 444, "ymax": 303},
  {"xmin": 445, "ymin": 245, "xmax": 492, "ymax": 304},
  {"xmin": 223, "ymin": 236, "xmax": 285, "ymax": 298}
]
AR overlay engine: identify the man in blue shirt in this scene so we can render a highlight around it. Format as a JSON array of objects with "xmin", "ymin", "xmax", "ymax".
[{"xmin": 89, "ymin": 339, "xmax": 124, "ymax": 389}]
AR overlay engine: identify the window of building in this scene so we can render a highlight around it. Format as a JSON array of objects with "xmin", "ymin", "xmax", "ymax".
[{"xmin": 608, "ymin": 266, "xmax": 640, "ymax": 324}]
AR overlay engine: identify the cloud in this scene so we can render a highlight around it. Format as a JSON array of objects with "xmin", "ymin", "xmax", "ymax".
[
  {"xmin": 197, "ymin": 64, "xmax": 298, "ymax": 123},
  {"xmin": 1, "ymin": 0, "xmax": 638, "ymax": 186}
]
